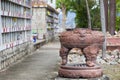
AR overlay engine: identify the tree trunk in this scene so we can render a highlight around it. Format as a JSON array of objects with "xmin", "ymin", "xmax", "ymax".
[
  {"xmin": 61, "ymin": 6, "xmax": 66, "ymax": 31},
  {"xmin": 100, "ymin": 0, "xmax": 106, "ymax": 59},
  {"xmin": 109, "ymin": 0, "xmax": 116, "ymax": 35},
  {"xmin": 104, "ymin": 0, "xmax": 108, "ymax": 31},
  {"xmin": 85, "ymin": 0, "xmax": 91, "ymax": 29}
]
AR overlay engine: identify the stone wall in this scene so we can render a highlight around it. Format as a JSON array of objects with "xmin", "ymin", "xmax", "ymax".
[{"xmin": 0, "ymin": 41, "xmax": 34, "ymax": 71}]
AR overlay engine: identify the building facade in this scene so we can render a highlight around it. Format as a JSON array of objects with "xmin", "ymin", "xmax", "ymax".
[
  {"xmin": 32, "ymin": 0, "xmax": 56, "ymax": 8},
  {"xmin": 32, "ymin": 0, "xmax": 58, "ymax": 41},
  {"xmin": 0, "ymin": 0, "xmax": 33, "ymax": 70}
]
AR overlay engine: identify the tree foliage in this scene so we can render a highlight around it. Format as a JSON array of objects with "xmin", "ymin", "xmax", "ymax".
[
  {"xmin": 116, "ymin": 0, "xmax": 120, "ymax": 31},
  {"xmin": 116, "ymin": 0, "xmax": 120, "ymax": 13},
  {"xmin": 56, "ymin": 0, "xmax": 72, "ymax": 30},
  {"xmin": 56, "ymin": 0, "xmax": 71, "ymax": 12},
  {"xmin": 91, "ymin": 6, "xmax": 101, "ymax": 29},
  {"xmin": 56, "ymin": 0, "xmax": 120, "ymax": 33},
  {"xmin": 56, "ymin": 0, "xmax": 102, "ymax": 29},
  {"xmin": 71, "ymin": 0, "xmax": 97, "ymax": 28},
  {"xmin": 74, "ymin": 0, "xmax": 88, "ymax": 28}
]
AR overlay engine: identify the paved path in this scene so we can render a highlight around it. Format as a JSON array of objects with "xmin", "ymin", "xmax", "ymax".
[{"xmin": 0, "ymin": 42, "xmax": 61, "ymax": 80}]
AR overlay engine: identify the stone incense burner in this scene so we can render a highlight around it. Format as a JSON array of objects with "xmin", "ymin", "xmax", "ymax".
[{"xmin": 58, "ymin": 28, "xmax": 105, "ymax": 78}]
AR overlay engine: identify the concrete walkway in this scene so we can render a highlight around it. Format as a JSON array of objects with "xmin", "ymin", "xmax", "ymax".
[{"xmin": 0, "ymin": 42, "xmax": 61, "ymax": 80}]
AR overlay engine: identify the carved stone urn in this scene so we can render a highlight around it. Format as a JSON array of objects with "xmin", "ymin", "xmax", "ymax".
[{"xmin": 58, "ymin": 28, "xmax": 105, "ymax": 78}]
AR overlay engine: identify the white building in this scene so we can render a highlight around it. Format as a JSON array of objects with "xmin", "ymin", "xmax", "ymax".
[
  {"xmin": 32, "ymin": 0, "xmax": 58, "ymax": 41},
  {"xmin": 32, "ymin": 0, "xmax": 56, "ymax": 8},
  {"xmin": 0, "ymin": 0, "xmax": 33, "ymax": 70}
]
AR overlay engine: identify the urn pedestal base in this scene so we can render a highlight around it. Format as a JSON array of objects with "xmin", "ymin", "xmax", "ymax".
[
  {"xmin": 55, "ymin": 75, "xmax": 109, "ymax": 80},
  {"xmin": 58, "ymin": 64, "xmax": 103, "ymax": 78}
]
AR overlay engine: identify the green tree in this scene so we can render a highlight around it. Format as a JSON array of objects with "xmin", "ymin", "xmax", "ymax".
[
  {"xmin": 72, "ymin": 0, "xmax": 96, "ymax": 28},
  {"xmin": 104, "ymin": 0, "xmax": 108, "ymax": 31},
  {"xmin": 116, "ymin": 0, "xmax": 120, "ymax": 31},
  {"xmin": 85, "ymin": 0, "xmax": 92, "ymax": 29},
  {"xmin": 56, "ymin": 0, "xmax": 72, "ymax": 30},
  {"xmin": 56, "ymin": 0, "xmax": 100, "ymax": 29},
  {"xmin": 100, "ymin": 0, "xmax": 106, "ymax": 58},
  {"xmin": 90, "ymin": 1, "xmax": 101, "ymax": 30},
  {"xmin": 109, "ymin": 0, "xmax": 116, "ymax": 35}
]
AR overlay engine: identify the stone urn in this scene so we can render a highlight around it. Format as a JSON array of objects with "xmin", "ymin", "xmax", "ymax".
[{"xmin": 58, "ymin": 28, "xmax": 105, "ymax": 78}]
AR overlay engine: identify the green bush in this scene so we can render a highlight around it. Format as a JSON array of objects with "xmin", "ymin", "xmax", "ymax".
[{"xmin": 116, "ymin": 16, "xmax": 120, "ymax": 31}]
